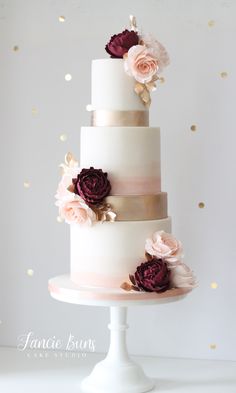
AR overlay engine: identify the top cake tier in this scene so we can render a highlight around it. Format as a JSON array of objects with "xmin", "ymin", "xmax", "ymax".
[{"xmin": 91, "ymin": 59, "xmax": 148, "ymax": 112}]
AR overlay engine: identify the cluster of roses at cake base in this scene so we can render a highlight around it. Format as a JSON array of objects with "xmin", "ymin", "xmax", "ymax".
[
  {"xmin": 121, "ymin": 230, "xmax": 197, "ymax": 292},
  {"xmin": 55, "ymin": 153, "xmax": 116, "ymax": 225},
  {"xmin": 105, "ymin": 28, "xmax": 170, "ymax": 106}
]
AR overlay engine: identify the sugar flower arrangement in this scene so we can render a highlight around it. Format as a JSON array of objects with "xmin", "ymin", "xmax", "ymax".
[
  {"xmin": 55, "ymin": 153, "xmax": 116, "ymax": 225},
  {"xmin": 105, "ymin": 16, "xmax": 170, "ymax": 106},
  {"xmin": 121, "ymin": 231, "xmax": 197, "ymax": 292}
]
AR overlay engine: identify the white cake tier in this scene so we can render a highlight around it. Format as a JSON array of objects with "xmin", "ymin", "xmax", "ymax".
[
  {"xmin": 80, "ymin": 126, "xmax": 161, "ymax": 195},
  {"xmin": 70, "ymin": 217, "xmax": 171, "ymax": 288},
  {"xmin": 91, "ymin": 59, "xmax": 148, "ymax": 111}
]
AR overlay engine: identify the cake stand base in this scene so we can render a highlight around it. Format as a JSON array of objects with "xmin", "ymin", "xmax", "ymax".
[
  {"xmin": 48, "ymin": 275, "xmax": 192, "ymax": 393},
  {"xmin": 81, "ymin": 307, "xmax": 154, "ymax": 393}
]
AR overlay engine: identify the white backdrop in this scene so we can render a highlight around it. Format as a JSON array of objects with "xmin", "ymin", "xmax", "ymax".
[{"xmin": 0, "ymin": 0, "xmax": 236, "ymax": 361}]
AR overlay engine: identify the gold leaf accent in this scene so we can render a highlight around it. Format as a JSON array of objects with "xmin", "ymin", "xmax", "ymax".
[
  {"xmin": 132, "ymin": 285, "xmax": 141, "ymax": 291},
  {"xmin": 159, "ymin": 76, "xmax": 165, "ymax": 84},
  {"xmin": 145, "ymin": 252, "xmax": 153, "ymax": 261},
  {"xmin": 134, "ymin": 82, "xmax": 144, "ymax": 95},
  {"xmin": 67, "ymin": 184, "xmax": 74, "ymax": 193},
  {"xmin": 65, "ymin": 152, "xmax": 74, "ymax": 166},
  {"xmin": 60, "ymin": 152, "xmax": 79, "ymax": 174},
  {"xmin": 134, "ymin": 77, "xmax": 159, "ymax": 107},
  {"xmin": 129, "ymin": 274, "xmax": 136, "ymax": 285},
  {"xmin": 129, "ymin": 15, "xmax": 138, "ymax": 32},
  {"xmin": 120, "ymin": 282, "xmax": 132, "ymax": 291},
  {"xmin": 141, "ymin": 88, "xmax": 151, "ymax": 105},
  {"xmin": 92, "ymin": 203, "xmax": 117, "ymax": 223}
]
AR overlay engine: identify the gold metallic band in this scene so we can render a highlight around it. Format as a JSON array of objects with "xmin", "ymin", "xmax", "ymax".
[
  {"xmin": 91, "ymin": 110, "xmax": 149, "ymax": 127},
  {"xmin": 105, "ymin": 193, "xmax": 167, "ymax": 221}
]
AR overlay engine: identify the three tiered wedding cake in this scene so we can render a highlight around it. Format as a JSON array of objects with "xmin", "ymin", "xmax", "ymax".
[{"xmin": 55, "ymin": 18, "xmax": 196, "ymax": 294}]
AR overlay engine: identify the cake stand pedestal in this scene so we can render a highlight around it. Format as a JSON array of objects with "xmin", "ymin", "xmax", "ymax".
[{"xmin": 48, "ymin": 274, "xmax": 191, "ymax": 393}]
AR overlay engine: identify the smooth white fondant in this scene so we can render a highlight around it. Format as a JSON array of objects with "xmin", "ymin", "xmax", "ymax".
[
  {"xmin": 80, "ymin": 126, "xmax": 161, "ymax": 195},
  {"xmin": 70, "ymin": 217, "xmax": 171, "ymax": 288},
  {"xmin": 91, "ymin": 59, "xmax": 148, "ymax": 111}
]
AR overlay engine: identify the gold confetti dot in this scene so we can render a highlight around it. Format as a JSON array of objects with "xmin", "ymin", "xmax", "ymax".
[
  {"xmin": 27, "ymin": 269, "xmax": 34, "ymax": 277},
  {"xmin": 159, "ymin": 77, "xmax": 165, "ymax": 84},
  {"xmin": 211, "ymin": 282, "xmax": 218, "ymax": 289},
  {"xmin": 208, "ymin": 20, "xmax": 215, "ymax": 27},
  {"xmin": 209, "ymin": 344, "xmax": 217, "ymax": 350},
  {"xmin": 198, "ymin": 202, "xmax": 205, "ymax": 209},
  {"xmin": 190, "ymin": 124, "xmax": 197, "ymax": 132},
  {"xmin": 65, "ymin": 74, "xmax": 72, "ymax": 81},
  {"xmin": 57, "ymin": 216, "xmax": 63, "ymax": 223},
  {"xmin": 59, "ymin": 133, "xmax": 68, "ymax": 142},
  {"xmin": 13, "ymin": 45, "xmax": 19, "ymax": 52},
  {"xmin": 23, "ymin": 181, "xmax": 30, "ymax": 189},
  {"xmin": 220, "ymin": 72, "xmax": 228, "ymax": 79},
  {"xmin": 59, "ymin": 16, "xmax": 65, "ymax": 22},
  {"xmin": 32, "ymin": 107, "xmax": 38, "ymax": 115}
]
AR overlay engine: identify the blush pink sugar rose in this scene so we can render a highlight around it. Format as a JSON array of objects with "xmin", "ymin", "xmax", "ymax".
[
  {"xmin": 124, "ymin": 45, "xmax": 159, "ymax": 84},
  {"xmin": 141, "ymin": 34, "xmax": 170, "ymax": 73},
  {"xmin": 55, "ymin": 173, "xmax": 76, "ymax": 205},
  {"xmin": 170, "ymin": 263, "xmax": 197, "ymax": 289},
  {"xmin": 145, "ymin": 230, "xmax": 183, "ymax": 265},
  {"xmin": 59, "ymin": 198, "xmax": 96, "ymax": 225}
]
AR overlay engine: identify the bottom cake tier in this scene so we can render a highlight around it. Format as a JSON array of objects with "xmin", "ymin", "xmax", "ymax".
[{"xmin": 70, "ymin": 217, "xmax": 171, "ymax": 288}]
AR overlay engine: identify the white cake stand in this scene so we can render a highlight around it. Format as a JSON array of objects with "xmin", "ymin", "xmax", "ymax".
[{"xmin": 48, "ymin": 274, "xmax": 191, "ymax": 393}]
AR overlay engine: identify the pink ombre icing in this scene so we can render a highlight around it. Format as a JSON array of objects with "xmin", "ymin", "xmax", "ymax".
[{"xmin": 71, "ymin": 271, "xmax": 127, "ymax": 288}]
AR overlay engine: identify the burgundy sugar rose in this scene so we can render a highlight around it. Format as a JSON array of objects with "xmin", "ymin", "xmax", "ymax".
[
  {"xmin": 105, "ymin": 29, "xmax": 139, "ymax": 58},
  {"xmin": 130, "ymin": 258, "xmax": 170, "ymax": 293},
  {"xmin": 72, "ymin": 167, "xmax": 111, "ymax": 205}
]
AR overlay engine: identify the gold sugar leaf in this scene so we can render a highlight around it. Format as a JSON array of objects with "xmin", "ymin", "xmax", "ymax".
[
  {"xmin": 120, "ymin": 282, "xmax": 132, "ymax": 291},
  {"xmin": 107, "ymin": 211, "xmax": 116, "ymax": 222},
  {"xmin": 134, "ymin": 83, "xmax": 144, "ymax": 95},
  {"xmin": 65, "ymin": 152, "xmax": 73, "ymax": 165},
  {"xmin": 159, "ymin": 77, "xmax": 165, "ymax": 84},
  {"xmin": 141, "ymin": 89, "xmax": 151, "ymax": 106}
]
